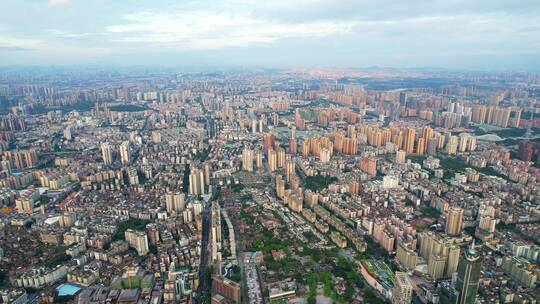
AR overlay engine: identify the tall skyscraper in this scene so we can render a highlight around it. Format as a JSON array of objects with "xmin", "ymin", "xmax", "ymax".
[
  {"xmin": 255, "ymin": 150, "xmax": 263, "ymax": 169},
  {"xmin": 165, "ymin": 193, "xmax": 185, "ymax": 213},
  {"xmin": 417, "ymin": 137, "xmax": 425, "ymax": 155},
  {"xmin": 301, "ymin": 140, "xmax": 310, "ymax": 157},
  {"xmin": 420, "ymin": 231, "xmax": 460, "ymax": 280},
  {"xmin": 267, "ymin": 149, "xmax": 277, "ymax": 172},
  {"xmin": 275, "ymin": 175, "xmax": 285, "ymax": 199},
  {"xmin": 392, "ymin": 272, "xmax": 413, "ymax": 304},
  {"xmin": 518, "ymin": 141, "xmax": 535, "ymax": 162},
  {"xmin": 125, "ymin": 229, "xmax": 149, "ymax": 256},
  {"xmin": 251, "ymin": 119, "xmax": 258, "ymax": 133},
  {"xmin": 146, "ymin": 223, "xmax": 160, "ymax": 245},
  {"xmin": 285, "ymin": 159, "xmax": 296, "ymax": 182},
  {"xmin": 21, "ymin": 149, "xmax": 38, "ymax": 168},
  {"xmin": 272, "ymin": 112, "xmax": 279, "ymax": 126},
  {"xmin": 446, "ymin": 136, "xmax": 459, "ymax": 155},
  {"xmin": 189, "ymin": 168, "xmax": 205, "ymax": 195},
  {"xmin": 458, "ymin": 136, "xmax": 468, "ymax": 152},
  {"xmin": 396, "ymin": 242, "xmax": 418, "ymax": 271},
  {"xmin": 277, "ymin": 148, "xmax": 286, "ymax": 168},
  {"xmin": 101, "ymin": 143, "xmax": 113, "ymax": 165},
  {"xmin": 446, "ymin": 245, "xmax": 461, "ymax": 277},
  {"xmin": 399, "ymin": 92, "xmax": 408, "ymax": 106},
  {"xmin": 289, "ymin": 138, "xmax": 298, "ymax": 154},
  {"xmin": 446, "ymin": 207, "xmax": 464, "ymax": 236},
  {"xmin": 405, "ymin": 128, "xmax": 415, "ymax": 154},
  {"xmin": 427, "ymin": 137, "xmax": 439, "ymax": 155},
  {"xmin": 64, "ymin": 126, "xmax": 72, "ymax": 140},
  {"xmin": 360, "ymin": 156, "xmax": 378, "ymax": 177},
  {"xmin": 204, "ymin": 163, "xmax": 211, "ymax": 185},
  {"xmin": 263, "ymin": 133, "xmax": 275, "ymax": 150},
  {"xmin": 242, "ymin": 147, "xmax": 254, "ymax": 172},
  {"xmin": 455, "ymin": 242, "xmax": 481, "ymax": 304},
  {"xmin": 119, "ymin": 141, "xmax": 131, "ymax": 165},
  {"xmin": 428, "ymin": 254, "xmax": 447, "ymax": 280}
]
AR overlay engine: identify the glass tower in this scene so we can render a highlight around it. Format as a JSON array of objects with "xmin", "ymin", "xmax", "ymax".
[{"xmin": 455, "ymin": 242, "xmax": 481, "ymax": 304}]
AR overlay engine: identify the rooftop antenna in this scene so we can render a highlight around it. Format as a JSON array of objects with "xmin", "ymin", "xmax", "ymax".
[{"xmin": 468, "ymin": 239, "xmax": 477, "ymax": 256}]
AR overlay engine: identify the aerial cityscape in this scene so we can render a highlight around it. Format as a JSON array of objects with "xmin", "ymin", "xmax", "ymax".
[{"xmin": 1, "ymin": 1, "xmax": 540, "ymax": 304}]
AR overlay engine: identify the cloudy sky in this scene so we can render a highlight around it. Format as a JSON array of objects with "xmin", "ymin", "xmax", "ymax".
[{"xmin": 1, "ymin": 0, "xmax": 539, "ymax": 70}]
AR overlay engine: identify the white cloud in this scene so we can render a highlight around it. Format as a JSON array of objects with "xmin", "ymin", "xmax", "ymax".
[
  {"xmin": 0, "ymin": 36, "xmax": 41, "ymax": 49},
  {"xmin": 45, "ymin": 29, "xmax": 92, "ymax": 38},
  {"xmin": 48, "ymin": 0, "xmax": 70, "ymax": 5},
  {"xmin": 104, "ymin": 8, "xmax": 540, "ymax": 54},
  {"xmin": 1, "ymin": 0, "xmax": 539, "ymax": 67},
  {"xmin": 106, "ymin": 11, "xmax": 355, "ymax": 50}
]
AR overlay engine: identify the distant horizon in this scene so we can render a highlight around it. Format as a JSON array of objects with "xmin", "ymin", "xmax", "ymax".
[{"xmin": 0, "ymin": 64, "xmax": 538, "ymax": 74}]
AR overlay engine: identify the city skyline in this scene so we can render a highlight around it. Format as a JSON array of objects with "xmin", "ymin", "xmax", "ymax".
[
  {"xmin": 0, "ymin": 0, "xmax": 539, "ymax": 70},
  {"xmin": 0, "ymin": 64, "xmax": 539, "ymax": 304},
  {"xmin": 1, "ymin": 1, "xmax": 540, "ymax": 304}
]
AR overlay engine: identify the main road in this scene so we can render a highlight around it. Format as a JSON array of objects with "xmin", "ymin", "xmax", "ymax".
[{"xmin": 197, "ymin": 197, "xmax": 212, "ymax": 303}]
